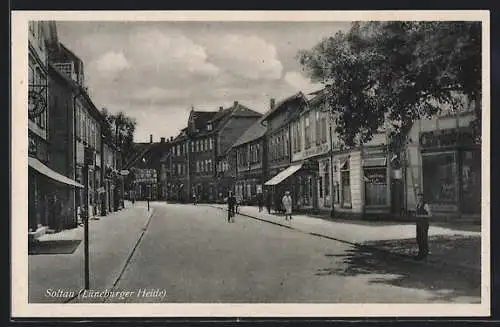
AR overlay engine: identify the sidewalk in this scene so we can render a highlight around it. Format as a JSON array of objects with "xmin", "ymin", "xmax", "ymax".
[
  {"xmin": 29, "ymin": 202, "xmax": 154, "ymax": 303},
  {"xmin": 208, "ymin": 204, "xmax": 481, "ymax": 274}
]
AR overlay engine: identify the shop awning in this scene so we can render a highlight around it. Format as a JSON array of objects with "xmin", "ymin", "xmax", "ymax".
[
  {"xmin": 264, "ymin": 164, "xmax": 303, "ymax": 186},
  {"xmin": 28, "ymin": 157, "xmax": 84, "ymax": 188},
  {"xmin": 362, "ymin": 157, "xmax": 387, "ymax": 167}
]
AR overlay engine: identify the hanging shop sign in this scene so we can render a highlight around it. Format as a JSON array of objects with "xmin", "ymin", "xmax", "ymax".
[{"xmin": 28, "ymin": 84, "xmax": 48, "ymax": 119}]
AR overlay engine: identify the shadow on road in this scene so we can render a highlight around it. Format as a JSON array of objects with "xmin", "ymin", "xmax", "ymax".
[{"xmin": 318, "ymin": 241, "xmax": 481, "ymax": 302}]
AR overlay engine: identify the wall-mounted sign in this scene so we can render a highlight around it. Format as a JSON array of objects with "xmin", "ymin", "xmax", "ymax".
[
  {"xmin": 419, "ymin": 127, "xmax": 475, "ymax": 149},
  {"xmin": 293, "ymin": 143, "xmax": 329, "ymax": 161}
]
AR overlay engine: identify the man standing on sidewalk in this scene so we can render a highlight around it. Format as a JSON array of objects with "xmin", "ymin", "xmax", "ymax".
[
  {"xmin": 415, "ymin": 192, "xmax": 432, "ymax": 260},
  {"xmin": 265, "ymin": 190, "xmax": 272, "ymax": 214},
  {"xmin": 227, "ymin": 191, "xmax": 236, "ymax": 223}
]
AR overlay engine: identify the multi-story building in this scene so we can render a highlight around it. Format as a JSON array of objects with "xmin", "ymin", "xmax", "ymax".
[
  {"xmin": 288, "ymin": 90, "xmax": 333, "ymax": 213},
  {"xmin": 163, "ymin": 102, "xmax": 261, "ymax": 203},
  {"xmin": 262, "ymin": 94, "xmax": 305, "ymax": 211},
  {"xmin": 124, "ymin": 135, "xmax": 172, "ymax": 201},
  {"xmin": 233, "ymin": 116, "xmax": 268, "ymax": 205},
  {"xmin": 28, "ymin": 21, "xmax": 83, "ymax": 238},
  {"xmin": 49, "ymin": 42, "xmax": 108, "ymax": 220},
  {"xmin": 167, "ymin": 131, "xmax": 190, "ymax": 202}
]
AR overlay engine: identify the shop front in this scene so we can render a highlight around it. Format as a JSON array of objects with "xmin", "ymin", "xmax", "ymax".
[
  {"xmin": 28, "ymin": 156, "xmax": 84, "ymax": 236},
  {"xmin": 419, "ymin": 127, "xmax": 481, "ymax": 216}
]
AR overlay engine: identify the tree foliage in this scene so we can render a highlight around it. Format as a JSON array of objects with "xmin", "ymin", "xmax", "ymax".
[
  {"xmin": 298, "ymin": 21, "xmax": 482, "ymax": 153},
  {"xmin": 100, "ymin": 108, "xmax": 138, "ymax": 159}
]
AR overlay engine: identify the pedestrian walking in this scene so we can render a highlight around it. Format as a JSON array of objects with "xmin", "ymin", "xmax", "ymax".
[
  {"xmin": 192, "ymin": 193, "xmax": 197, "ymax": 205},
  {"xmin": 415, "ymin": 192, "xmax": 432, "ymax": 260},
  {"xmin": 265, "ymin": 190, "xmax": 272, "ymax": 214},
  {"xmin": 257, "ymin": 191, "xmax": 263, "ymax": 212},
  {"xmin": 227, "ymin": 191, "xmax": 237, "ymax": 223},
  {"xmin": 282, "ymin": 191, "xmax": 293, "ymax": 221}
]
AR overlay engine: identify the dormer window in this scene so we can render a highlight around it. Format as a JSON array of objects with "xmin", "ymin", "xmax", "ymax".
[{"xmin": 207, "ymin": 123, "xmax": 212, "ymax": 131}]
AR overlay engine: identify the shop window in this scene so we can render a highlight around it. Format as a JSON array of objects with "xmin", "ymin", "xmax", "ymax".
[
  {"xmin": 364, "ymin": 167, "xmax": 388, "ymax": 206},
  {"xmin": 340, "ymin": 159, "xmax": 351, "ymax": 208},
  {"xmin": 422, "ymin": 152, "xmax": 457, "ymax": 205}
]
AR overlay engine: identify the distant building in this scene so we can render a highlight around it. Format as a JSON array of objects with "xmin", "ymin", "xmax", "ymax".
[
  {"xmin": 124, "ymin": 135, "xmax": 172, "ymax": 201},
  {"xmin": 233, "ymin": 115, "xmax": 268, "ymax": 205}
]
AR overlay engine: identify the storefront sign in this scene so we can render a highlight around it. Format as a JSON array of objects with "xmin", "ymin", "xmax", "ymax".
[
  {"xmin": 364, "ymin": 169, "xmax": 386, "ymax": 184},
  {"xmin": 293, "ymin": 143, "xmax": 329, "ymax": 161},
  {"xmin": 419, "ymin": 128, "xmax": 475, "ymax": 149}
]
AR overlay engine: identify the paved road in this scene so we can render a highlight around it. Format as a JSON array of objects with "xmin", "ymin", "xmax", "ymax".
[{"xmin": 103, "ymin": 203, "xmax": 480, "ymax": 303}]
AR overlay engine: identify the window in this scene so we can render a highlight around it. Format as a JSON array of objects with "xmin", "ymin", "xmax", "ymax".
[
  {"xmin": 305, "ymin": 114, "xmax": 311, "ymax": 149},
  {"xmin": 207, "ymin": 123, "xmax": 212, "ymax": 131},
  {"xmin": 190, "ymin": 141, "xmax": 194, "ymax": 153},
  {"xmin": 340, "ymin": 159, "xmax": 351, "ymax": 208},
  {"xmin": 316, "ymin": 111, "xmax": 321, "ymax": 145},
  {"xmin": 422, "ymin": 152, "xmax": 457, "ymax": 205},
  {"xmin": 321, "ymin": 117, "xmax": 328, "ymax": 143},
  {"xmin": 208, "ymin": 159, "xmax": 212, "ymax": 172},
  {"xmin": 209, "ymin": 138, "xmax": 213, "ymax": 150},
  {"xmin": 364, "ymin": 167, "xmax": 388, "ymax": 206},
  {"xmin": 196, "ymin": 161, "xmax": 200, "ymax": 173}
]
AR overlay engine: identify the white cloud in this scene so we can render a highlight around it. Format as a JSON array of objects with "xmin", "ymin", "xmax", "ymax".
[
  {"xmin": 204, "ymin": 34, "xmax": 283, "ymax": 80},
  {"xmin": 94, "ymin": 51, "xmax": 130, "ymax": 75},
  {"xmin": 284, "ymin": 71, "xmax": 322, "ymax": 93},
  {"xmin": 126, "ymin": 28, "xmax": 220, "ymax": 78},
  {"xmin": 130, "ymin": 87, "xmax": 191, "ymax": 103}
]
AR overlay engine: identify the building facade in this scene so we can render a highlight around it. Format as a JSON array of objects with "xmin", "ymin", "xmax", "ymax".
[
  {"xmin": 262, "ymin": 95, "xmax": 305, "ymax": 212},
  {"xmin": 233, "ymin": 117, "xmax": 268, "ymax": 205},
  {"xmin": 289, "ymin": 92, "xmax": 333, "ymax": 212},
  {"xmin": 49, "ymin": 43, "xmax": 107, "ymax": 220},
  {"xmin": 403, "ymin": 106, "xmax": 481, "ymax": 220},
  {"xmin": 28, "ymin": 21, "xmax": 84, "ymax": 237}
]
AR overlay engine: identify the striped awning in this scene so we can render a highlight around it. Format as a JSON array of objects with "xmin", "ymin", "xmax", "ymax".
[{"xmin": 264, "ymin": 164, "xmax": 302, "ymax": 186}]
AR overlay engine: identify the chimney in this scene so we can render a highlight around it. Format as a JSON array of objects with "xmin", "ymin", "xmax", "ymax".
[
  {"xmin": 170, "ymin": 136, "xmax": 174, "ymax": 142},
  {"xmin": 270, "ymin": 98, "xmax": 276, "ymax": 110},
  {"xmin": 160, "ymin": 137, "xmax": 166, "ymax": 143},
  {"xmin": 219, "ymin": 106, "xmax": 223, "ymax": 112},
  {"xmin": 150, "ymin": 134, "xmax": 153, "ymax": 143},
  {"xmin": 233, "ymin": 101, "xmax": 238, "ymax": 107}
]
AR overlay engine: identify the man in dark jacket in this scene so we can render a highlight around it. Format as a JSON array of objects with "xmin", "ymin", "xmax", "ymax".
[
  {"xmin": 265, "ymin": 190, "xmax": 272, "ymax": 214},
  {"xmin": 227, "ymin": 191, "xmax": 237, "ymax": 223},
  {"xmin": 415, "ymin": 192, "xmax": 432, "ymax": 260}
]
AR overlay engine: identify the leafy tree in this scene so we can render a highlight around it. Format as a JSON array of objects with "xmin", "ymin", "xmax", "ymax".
[
  {"xmin": 298, "ymin": 21, "xmax": 482, "ymax": 154},
  {"xmin": 100, "ymin": 108, "xmax": 137, "ymax": 160}
]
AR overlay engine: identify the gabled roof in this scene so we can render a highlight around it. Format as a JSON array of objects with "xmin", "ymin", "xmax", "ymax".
[
  {"xmin": 191, "ymin": 110, "xmax": 218, "ymax": 129},
  {"xmin": 261, "ymin": 92, "xmax": 307, "ymax": 123},
  {"xmin": 232, "ymin": 117, "xmax": 267, "ymax": 148}
]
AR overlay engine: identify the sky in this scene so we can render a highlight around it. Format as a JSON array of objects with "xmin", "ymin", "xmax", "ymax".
[{"xmin": 56, "ymin": 21, "xmax": 351, "ymax": 143}]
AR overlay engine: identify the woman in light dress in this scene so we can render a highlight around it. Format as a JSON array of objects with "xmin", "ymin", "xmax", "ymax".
[{"xmin": 282, "ymin": 191, "xmax": 293, "ymax": 221}]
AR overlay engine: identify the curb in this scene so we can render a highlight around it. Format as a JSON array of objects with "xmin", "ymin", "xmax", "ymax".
[
  {"xmin": 64, "ymin": 207, "xmax": 155, "ymax": 303},
  {"xmin": 206, "ymin": 205, "xmax": 480, "ymax": 277}
]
